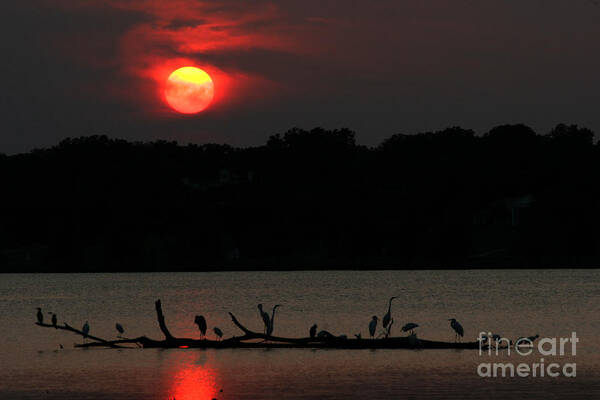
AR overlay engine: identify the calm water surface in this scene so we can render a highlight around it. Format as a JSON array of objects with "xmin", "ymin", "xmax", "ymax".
[{"xmin": 1, "ymin": 270, "xmax": 599, "ymax": 399}]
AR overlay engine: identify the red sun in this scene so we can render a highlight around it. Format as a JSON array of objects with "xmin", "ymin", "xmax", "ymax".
[{"xmin": 165, "ymin": 66, "xmax": 214, "ymax": 114}]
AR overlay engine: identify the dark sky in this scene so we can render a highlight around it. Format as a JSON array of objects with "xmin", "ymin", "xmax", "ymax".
[{"xmin": 1, "ymin": 0, "xmax": 599, "ymax": 153}]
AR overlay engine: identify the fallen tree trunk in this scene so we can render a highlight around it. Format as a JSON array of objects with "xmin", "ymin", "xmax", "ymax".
[{"xmin": 34, "ymin": 299, "xmax": 491, "ymax": 350}]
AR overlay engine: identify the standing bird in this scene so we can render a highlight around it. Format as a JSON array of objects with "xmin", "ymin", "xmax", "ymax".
[
  {"xmin": 401, "ymin": 322, "xmax": 419, "ymax": 335},
  {"xmin": 194, "ymin": 315, "xmax": 207, "ymax": 339},
  {"xmin": 257, "ymin": 304, "xmax": 270, "ymax": 334},
  {"xmin": 266, "ymin": 305, "xmax": 281, "ymax": 337},
  {"xmin": 115, "ymin": 323, "xmax": 125, "ymax": 336},
  {"xmin": 82, "ymin": 321, "xmax": 90, "ymax": 344},
  {"xmin": 213, "ymin": 327, "xmax": 223, "ymax": 341},
  {"xmin": 369, "ymin": 316, "xmax": 378, "ymax": 339},
  {"xmin": 448, "ymin": 318, "xmax": 464, "ymax": 342},
  {"xmin": 310, "ymin": 324, "xmax": 317, "ymax": 339},
  {"xmin": 382, "ymin": 297, "xmax": 397, "ymax": 330},
  {"xmin": 51, "ymin": 313, "xmax": 57, "ymax": 328},
  {"xmin": 36, "ymin": 308, "xmax": 43, "ymax": 324}
]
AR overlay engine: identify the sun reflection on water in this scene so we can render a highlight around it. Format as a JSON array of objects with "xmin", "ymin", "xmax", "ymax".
[{"xmin": 167, "ymin": 356, "xmax": 219, "ymax": 400}]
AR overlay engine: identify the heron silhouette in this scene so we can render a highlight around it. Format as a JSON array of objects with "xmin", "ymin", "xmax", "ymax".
[
  {"xmin": 369, "ymin": 316, "xmax": 378, "ymax": 339},
  {"xmin": 309, "ymin": 324, "xmax": 317, "ymax": 338},
  {"xmin": 382, "ymin": 297, "xmax": 397, "ymax": 330},
  {"xmin": 82, "ymin": 321, "xmax": 90, "ymax": 344},
  {"xmin": 213, "ymin": 327, "xmax": 223, "ymax": 341},
  {"xmin": 194, "ymin": 315, "xmax": 207, "ymax": 339},
  {"xmin": 266, "ymin": 305, "xmax": 281, "ymax": 337},
  {"xmin": 257, "ymin": 304, "xmax": 270, "ymax": 334},
  {"xmin": 36, "ymin": 308, "xmax": 43, "ymax": 324},
  {"xmin": 448, "ymin": 318, "xmax": 464, "ymax": 342}
]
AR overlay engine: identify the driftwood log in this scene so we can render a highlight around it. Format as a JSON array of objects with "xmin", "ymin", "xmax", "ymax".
[{"xmin": 36, "ymin": 299, "xmax": 487, "ymax": 350}]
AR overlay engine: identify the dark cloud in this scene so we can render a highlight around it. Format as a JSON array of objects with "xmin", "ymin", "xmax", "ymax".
[
  {"xmin": 163, "ymin": 18, "xmax": 209, "ymax": 30},
  {"xmin": 1, "ymin": 0, "xmax": 599, "ymax": 153}
]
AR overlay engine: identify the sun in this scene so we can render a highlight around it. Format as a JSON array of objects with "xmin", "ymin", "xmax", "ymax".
[{"xmin": 165, "ymin": 67, "xmax": 214, "ymax": 114}]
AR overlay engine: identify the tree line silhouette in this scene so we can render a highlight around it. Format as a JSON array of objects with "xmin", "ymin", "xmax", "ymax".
[{"xmin": 1, "ymin": 123, "xmax": 598, "ymax": 271}]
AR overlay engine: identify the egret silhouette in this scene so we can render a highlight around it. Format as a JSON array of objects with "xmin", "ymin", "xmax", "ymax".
[
  {"xmin": 448, "ymin": 318, "xmax": 464, "ymax": 342},
  {"xmin": 115, "ymin": 323, "xmax": 124, "ymax": 336},
  {"xmin": 194, "ymin": 315, "xmax": 207, "ymax": 339},
  {"xmin": 310, "ymin": 324, "xmax": 317, "ymax": 338},
  {"xmin": 51, "ymin": 313, "xmax": 57, "ymax": 328},
  {"xmin": 82, "ymin": 321, "xmax": 90, "ymax": 344},
  {"xmin": 36, "ymin": 308, "xmax": 43, "ymax": 324},
  {"xmin": 257, "ymin": 304, "xmax": 270, "ymax": 334},
  {"xmin": 266, "ymin": 305, "xmax": 281, "ymax": 336},
  {"xmin": 382, "ymin": 297, "xmax": 397, "ymax": 329},
  {"xmin": 369, "ymin": 316, "xmax": 378, "ymax": 339},
  {"xmin": 213, "ymin": 327, "xmax": 223, "ymax": 341},
  {"xmin": 401, "ymin": 322, "xmax": 419, "ymax": 334}
]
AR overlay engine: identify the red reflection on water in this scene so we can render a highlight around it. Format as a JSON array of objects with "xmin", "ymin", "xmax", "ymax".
[{"xmin": 168, "ymin": 363, "xmax": 218, "ymax": 400}]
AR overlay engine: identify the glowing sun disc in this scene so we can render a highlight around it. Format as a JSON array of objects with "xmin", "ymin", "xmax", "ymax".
[{"xmin": 165, "ymin": 67, "xmax": 214, "ymax": 114}]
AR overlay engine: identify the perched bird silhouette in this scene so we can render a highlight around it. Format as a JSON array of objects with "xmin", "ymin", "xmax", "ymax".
[
  {"xmin": 266, "ymin": 305, "xmax": 281, "ymax": 337},
  {"xmin": 36, "ymin": 308, "xmax": 43, "ymax": 324},
  {"xmin": 310, "ymin": 324, "xmax": 317, "ymax": 338},
  {"xmin": 213, "ymin": 327, "xmax": 223, "ymax": 341},
  {"xmin": 401, "ymin": 322, "xmax": 419, "ymax": 335},
  {"xmin": 369, "ymin": 316, "xmax": 378, "ymax": 339},
  {"xmin": 194, "ymin": 315, "xmax": 207, "ymax": 339},
  {"xmin": 448, "ymin": 318, "xmax": 464, "ymax": 342},
  {"xmin": 382, "ymin": 297, "xmax": 397, "ymax": 329},
  {"xmin": 51, "ymin": 313, "xmax": 57, "ymax": 328},
  {"xmin": 115, "ymin": 323, "xmax": 124, "ymax": 336},
  {"xmin": 257, "ymin": 304, "xmax": 270, "ymax": 334},
  {"xmin": 82, "ymin": 321, "xmax": 90, "ymax": 344}
]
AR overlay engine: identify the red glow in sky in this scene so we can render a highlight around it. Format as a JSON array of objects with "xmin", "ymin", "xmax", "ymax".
[{"xmin": 6, "ymin": 0, "xmax": 599, "ymax": 152}]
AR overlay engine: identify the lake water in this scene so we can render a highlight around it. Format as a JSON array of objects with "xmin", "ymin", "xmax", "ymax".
[{"xmin": 0, "ymin": 270, "xmax": 599, "ymax": 399}]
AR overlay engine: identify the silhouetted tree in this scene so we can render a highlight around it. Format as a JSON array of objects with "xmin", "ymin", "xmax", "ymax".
[{"xmin": 0, "ymin": 124, "xmax": 599, "ymax": 271}]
